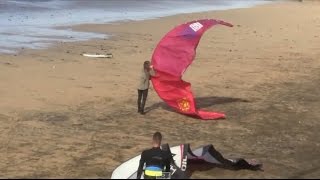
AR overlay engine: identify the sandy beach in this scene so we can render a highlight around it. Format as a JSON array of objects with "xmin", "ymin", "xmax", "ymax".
[{"xmin": 0, "ymin": 1, "xmax": 320, "ymax": 178}]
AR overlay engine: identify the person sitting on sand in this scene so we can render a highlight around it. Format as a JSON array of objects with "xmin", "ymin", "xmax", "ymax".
[
  {"xmin": 137, "ymin": 60, "xmax": 155, "ymax": 115},
  {"xmin": 137, "ymin": 132, "xmax": 171, "ymax": 179}
]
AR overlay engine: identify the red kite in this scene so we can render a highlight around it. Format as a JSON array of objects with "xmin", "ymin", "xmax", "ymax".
[{"xmin": 151, "ymin": 19, "xmax": 233, "ymax": 120}]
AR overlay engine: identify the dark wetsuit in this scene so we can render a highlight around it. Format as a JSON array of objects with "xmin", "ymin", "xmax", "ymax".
[{"xmin": 137, "ymin": 147, "xmax": 171, "ymax": 179}]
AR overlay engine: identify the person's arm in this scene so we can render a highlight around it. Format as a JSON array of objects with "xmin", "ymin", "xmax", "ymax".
[
  {"xmin": 164, "ymin": 153, "xmax": 172, "ymax": 172},
  {"xmin": 137, "ymin": 152, "xmax": 145, "ymax": 179},
  {"xmin": 149, "ymin": 65, "xmax": 156, "ymax": 77}
]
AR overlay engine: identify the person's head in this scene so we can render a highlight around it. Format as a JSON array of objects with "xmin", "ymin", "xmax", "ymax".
[
  {"xmin": 152, "ymin": 131, "xmax": 162, "ymax": 147},
  {"xmin": 143, "ymin": 61, "xmax": 151, "ymax": 70}
]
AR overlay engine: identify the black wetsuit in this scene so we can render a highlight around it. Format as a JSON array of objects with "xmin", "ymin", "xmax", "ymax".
[{"xmin": 137, "ymin": 147, "xmax": 171, "ymax": 179}]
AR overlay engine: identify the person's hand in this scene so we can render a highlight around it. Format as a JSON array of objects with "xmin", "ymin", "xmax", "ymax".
[{"xmin": 150, "ymin": 65, "xmax": 153, "ymax": 69}]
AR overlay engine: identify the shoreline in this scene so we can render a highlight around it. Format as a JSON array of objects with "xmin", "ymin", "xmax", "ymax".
[
  {"xmin": 0, "ymin": 0, "xmax": 275, "ymax": 55},
  {"xmin": 0, "ymin": 1, "xmax": 320, "ymax": 178}
]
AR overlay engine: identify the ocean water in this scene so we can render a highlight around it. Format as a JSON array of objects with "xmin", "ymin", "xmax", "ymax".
[{"xmin": 0, "ymin": 0, "xmax": 275, "ymax": 54}]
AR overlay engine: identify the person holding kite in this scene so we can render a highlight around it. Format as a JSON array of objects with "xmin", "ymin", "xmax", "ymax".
[{"xmin": 137, "ymin": 60, "xmax": 155, "ymax": 115}]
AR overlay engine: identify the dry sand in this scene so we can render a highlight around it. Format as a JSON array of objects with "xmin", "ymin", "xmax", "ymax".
[{"xmin": 0, "ymin": 1, "xmax": 320, "ymax": 178}]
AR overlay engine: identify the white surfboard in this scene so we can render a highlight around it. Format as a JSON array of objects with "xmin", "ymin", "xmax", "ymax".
[
  {"xmin": 111, "ymin": 145, "xmax": 182, "ymax": 179},
  {"xmin": 82, "ymin": 53, "xmax": 113, "ymax": 58}
]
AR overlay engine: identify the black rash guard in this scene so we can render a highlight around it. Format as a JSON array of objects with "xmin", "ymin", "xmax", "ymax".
[{"xmin": 137, "ymin": 147, "xmax": 171, "ymax": 179}]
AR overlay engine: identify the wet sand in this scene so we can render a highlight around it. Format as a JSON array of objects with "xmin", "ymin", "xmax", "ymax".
[{"xmin": 0, "ymin": 1, "xmax": 320, "ymax": 178}]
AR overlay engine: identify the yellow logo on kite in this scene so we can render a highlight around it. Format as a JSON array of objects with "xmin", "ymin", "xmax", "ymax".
[{"xmin": 177, "ymin": 98, "xmax": 191, "ymax": 112}]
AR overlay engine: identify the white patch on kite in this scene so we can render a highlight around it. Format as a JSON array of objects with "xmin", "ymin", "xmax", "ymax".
[{"xmin": 189, "ymin": 22, "xmax": 203, "ymax": 32}]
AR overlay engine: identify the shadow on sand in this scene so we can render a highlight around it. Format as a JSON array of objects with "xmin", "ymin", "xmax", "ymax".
[{"xmin": 145, "ymin": 96, "xmax": 250, "ymax": 114}]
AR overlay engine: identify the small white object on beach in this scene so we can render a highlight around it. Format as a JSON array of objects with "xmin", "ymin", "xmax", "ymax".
[{"xmin": 82, "ymin": 53, "xmax": 113, "ymax": 58}]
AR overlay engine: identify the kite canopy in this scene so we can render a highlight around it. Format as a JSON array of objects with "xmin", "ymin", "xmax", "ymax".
[{"xmin": 151, "ymin": 19, "xmax": 233, "ymax": 120}]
